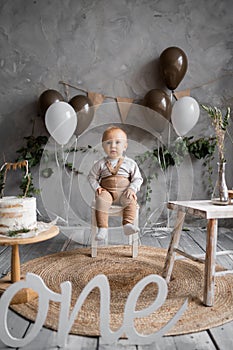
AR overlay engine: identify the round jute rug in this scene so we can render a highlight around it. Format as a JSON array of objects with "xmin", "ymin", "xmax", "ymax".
[{"xmin": 10, "ymin": 245, "xmax": 233, "ymax": 336}]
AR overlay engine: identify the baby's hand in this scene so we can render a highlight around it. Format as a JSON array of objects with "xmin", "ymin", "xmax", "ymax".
[
  {"xmin": 96, "ymin": 187, "xmax": 104, "ymax": 196},
  {"xmin": 124, "ymin": 188, "xmax": 137, "ymax": 200}
]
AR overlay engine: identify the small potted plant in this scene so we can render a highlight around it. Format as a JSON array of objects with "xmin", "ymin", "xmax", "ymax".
[{"xmin": 201, "ymin": 104, "xmax": 231, "ymax": 205}]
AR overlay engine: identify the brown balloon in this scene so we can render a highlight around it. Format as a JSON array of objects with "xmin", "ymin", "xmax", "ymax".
[
  {"xmin": 143, "ymin": 89, "xmax": 172, "ymax": 121},
  {"xmin": 69, "ymin": 95, "xmax": 92, "ymax": 113},
  {"xmin": 160, "ymin": 47, "xmax": 188, "ymax": 91},
  {"xmin": 39, "ymin": 89, "xmax": 64, "ymax": 116},
  {"xmin": 69, "ymin": 95, "xmax": 94, "ymax": 136}
]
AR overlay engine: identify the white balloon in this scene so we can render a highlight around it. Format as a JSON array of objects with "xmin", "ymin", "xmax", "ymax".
[
  {"xmin": 45, "ymin": 102, "xmax": 77, "ymax": 145},
  {"xmin": 171, "ymin": 96, "xmax": 200, "ymax": 136}
]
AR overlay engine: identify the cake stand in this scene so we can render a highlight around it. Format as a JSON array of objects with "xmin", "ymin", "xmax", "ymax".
[{"xmin": 0, "ymin": 225, "xmax": 59, "ymax": 304}]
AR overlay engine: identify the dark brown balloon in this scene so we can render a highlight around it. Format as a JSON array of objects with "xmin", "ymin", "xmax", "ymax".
[
  {"xmin": 39, "ymin": 89, "xmax": 64, "ymax": 116},
  {"xmin": 69, "ymin": 95, "xmax": 92, "ymax": 113},
  {"xmin": 69, "ymin": 95, "xmax": 94, "ymax": 136},
  {"xmin": 143, "ymin": 89, "xmax": 172, "ymax": 121},
  {"xmin": 160, "ymin": 47, "xmax": 188, "ymax": 91}
]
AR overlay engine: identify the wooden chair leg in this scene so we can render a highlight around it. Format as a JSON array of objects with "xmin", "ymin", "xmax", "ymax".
[
  {"xmin": 132, "ymin": 233, "xmax": 138, "ymax": 258},
  {"xmin": 129, "ymin": 206, "xmax": 139, "ymax": 258},
  {"xmin": 91, "ymin": 204, "xmax": 140, "ymax": 258},
  {"xmin": 91, "ymin": 209, "xmax": 97, "ymax": 258},
  {"xmin": 162, "ymin": 210, "xmax": 185, "ymax": 282}
]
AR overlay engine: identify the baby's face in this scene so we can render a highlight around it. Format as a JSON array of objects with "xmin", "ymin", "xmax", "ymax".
[{"xmin": 102, "ymin": 130, "xmax": 128, "ymax": 159}]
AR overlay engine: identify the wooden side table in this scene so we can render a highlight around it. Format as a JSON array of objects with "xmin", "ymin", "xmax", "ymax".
[
  {"xmin": 0, "ymin": 225, "xmax": 59, "ymax": 304},
  {"xmin": 162, "ymin": 200, "xmax": 233, "ymax": 307}
]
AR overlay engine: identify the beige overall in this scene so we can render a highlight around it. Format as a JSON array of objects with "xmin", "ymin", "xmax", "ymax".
[{"xmin": 95, "ymin": 158, "xmax": 137, "ymax": 228}]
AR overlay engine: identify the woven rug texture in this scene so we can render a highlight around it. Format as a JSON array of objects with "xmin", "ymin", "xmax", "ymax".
[{"xmin": 10, "ymin": 245, "xmax": 233, "ymax": 337}]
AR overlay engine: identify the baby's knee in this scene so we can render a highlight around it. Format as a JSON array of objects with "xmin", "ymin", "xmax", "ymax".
[
  {"xmin": 96, "ymin": 190, "xmax": 112, "ymax": 205},
  {"xmin": 120, "ymin": 194, "xmax": 135, "ymax": 207}
]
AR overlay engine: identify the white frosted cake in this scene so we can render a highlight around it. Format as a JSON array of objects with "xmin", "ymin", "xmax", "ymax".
[{"xmin": 0, "ymin": 196, "xmax": 37, "ymax": 235}]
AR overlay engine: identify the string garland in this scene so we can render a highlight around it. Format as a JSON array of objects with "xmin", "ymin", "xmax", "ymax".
[
  {"xmin": 59, "ymin": 72, "xmax": 233, "ymax": 103},
  {"xmin": 59, "ymin": 81, "xmax": 116, "ymax": 100}
]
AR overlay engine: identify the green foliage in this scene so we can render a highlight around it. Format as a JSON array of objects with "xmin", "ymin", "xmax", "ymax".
[
  {"xmin": 19, "ymin": 173, "xmax": 40, "ymax": 197},
  {"xmin": 184, "ymin": 136, "xmax": 217, "ymax": 159},
  {"xmin": 7, "ymin": 227, "xmax": 30, "ymax": 237},
  {"xmin": 135, "ymin": 136, "xmax": 216, "ymax": 204},
  {"xmin": 65, "ymin": 144, "xmax": 94, "ymax": 154},
  {"xmin": 40, "ymin": 144, "xmax": 97, "ymax": 180},
  {"xmin": 15, "ymin": 135, "xmax": 48, "ymax": 196},
  {"xmin": 16, "ymin": 135, "xmax": 48, "ymax": 167},
  {"xmin": 63, "ymin": 145, "xmax": 96, "ymax": 175},
  {"xmin": 136, "ymin": 136, "xmax": 216, "ymax": 171},
  {"xmin": 65, "ymin": 163, "xmax": 83, "ymax": 175}
]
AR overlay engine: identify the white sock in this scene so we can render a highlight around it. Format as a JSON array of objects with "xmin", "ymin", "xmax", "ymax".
[
  {"xmin": 123, "ymin": 223, "xmax": 139, "ymax": 236},
  {"xmin": 96, "ymin": 228, "xmax": 108, "ymax": 241}
]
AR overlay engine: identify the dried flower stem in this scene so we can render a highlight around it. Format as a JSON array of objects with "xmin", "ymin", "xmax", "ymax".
[{"xmin": 201, "ymin": 104, "xmax": 230, "ymax": 163}]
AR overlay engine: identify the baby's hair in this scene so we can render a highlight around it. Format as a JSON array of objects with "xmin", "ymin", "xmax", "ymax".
[{"xmin": 102, "ymin": 126, "xmax": 127, "ymax": 142}]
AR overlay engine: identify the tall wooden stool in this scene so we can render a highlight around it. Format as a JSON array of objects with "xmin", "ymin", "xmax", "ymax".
[{"xmin": 91, "ymin": 204, "xmax": 139, "ymax": 258}]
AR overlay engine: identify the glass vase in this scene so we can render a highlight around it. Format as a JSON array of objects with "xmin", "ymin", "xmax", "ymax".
[{"xmin": 211, "ymin": 161, "xmax": 229, "ymax": 205}]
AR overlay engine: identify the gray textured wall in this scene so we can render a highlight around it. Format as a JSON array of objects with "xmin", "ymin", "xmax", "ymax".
[{"xmin": 0, "ymin": 0, "xmax": 233, "ymax": 226}]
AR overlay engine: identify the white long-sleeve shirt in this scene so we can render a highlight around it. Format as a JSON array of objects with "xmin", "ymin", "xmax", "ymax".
[{"xmin": 88, "ymin": 156, "xmax": 143, "ymax": 193}]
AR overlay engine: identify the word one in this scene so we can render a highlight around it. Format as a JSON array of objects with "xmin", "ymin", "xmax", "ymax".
[{"xmin": 0, "ymin": 273, "xmax": 187, "ymax": 347}]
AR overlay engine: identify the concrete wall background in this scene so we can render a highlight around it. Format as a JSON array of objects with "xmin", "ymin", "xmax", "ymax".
[{"xmin": 0, "ymin": 0, "xmax": 233, "ymax": 228}]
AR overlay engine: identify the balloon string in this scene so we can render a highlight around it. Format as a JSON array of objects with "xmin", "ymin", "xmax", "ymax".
[
  {"xmin": 54, "ymin": 143, "xmax": 68, "ymax": 225},
  {"xmin": 172, "ymin": 91, "xmax": 178, "ymax": 101},
  {"xmin": 54, "ymin": 142, "xmax": 60, "ymax": 168},
  {"xmin": 141, "ymin": 207, "xmax": 161, "ymax": 236},
  {"xmin": 166, "ymin": 123, "xmax": 172, "ymax": 227},
  {"xmin": 159, "ymin": 136, "xmax": 171, "ymax": 228},
  {"xmin": 61, "ymin": 144, "xmax": 70, "ymax": 226},
  {"xmin": 65, "ymin": 137, "xmax": 78, "ymax": 225}
]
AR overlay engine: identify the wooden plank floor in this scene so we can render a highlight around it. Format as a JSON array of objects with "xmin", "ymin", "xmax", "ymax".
[{"xmin": 1, "ymin": 226, "xmax": 233, "ymax": 349}]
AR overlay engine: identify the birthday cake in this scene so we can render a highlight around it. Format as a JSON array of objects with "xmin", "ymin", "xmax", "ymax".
[{"xmin": 0, "ymin": 196, "xmax": 37, "ymax": 236}]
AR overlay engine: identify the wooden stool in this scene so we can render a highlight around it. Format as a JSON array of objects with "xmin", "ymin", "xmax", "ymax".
[
  {"xmin": 162, "ymin": 200, "xmax": 233, "ymax": 306},
  {"xmin": 91, "ymin": 204, "xmax": 139, "ymax": 258}
]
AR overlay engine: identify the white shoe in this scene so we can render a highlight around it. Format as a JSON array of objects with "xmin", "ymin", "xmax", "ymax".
[
  {"xmin": 123, "ymin": 223, "xmax": 139, "ymax": 236},
  {"xmin": 96, "ymin": 228, "xmax": 108, "ymax": 241}
]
